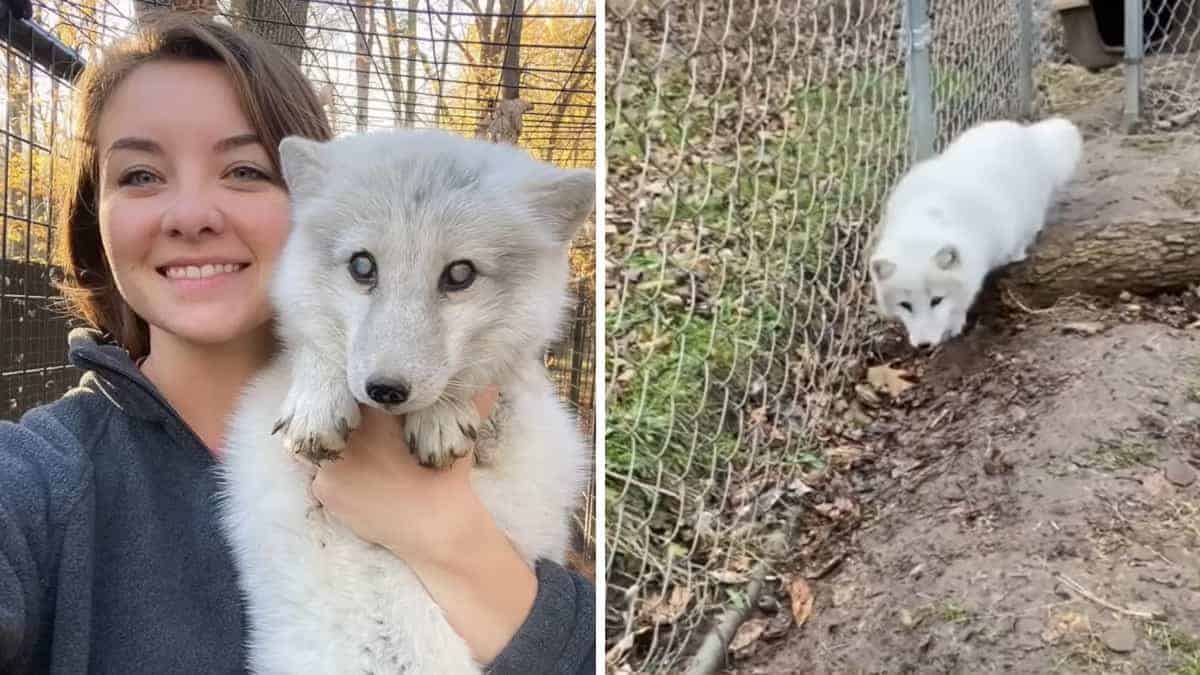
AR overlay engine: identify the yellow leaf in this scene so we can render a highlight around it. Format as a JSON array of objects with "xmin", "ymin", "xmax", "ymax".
[
  {"xmin": 787, "ymin": 576, "xmax": 815, "ymax": 626},
  {"xmin": 867, "ymin": 365, "xmax": 915, "ymax": 397}
]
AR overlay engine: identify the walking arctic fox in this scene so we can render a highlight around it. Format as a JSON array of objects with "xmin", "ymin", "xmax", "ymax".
[
  {"xmin": 216, "ymin": 129, "xmax": 595, "ymax": 673},
  {"xmin": 869, "ymin": 117, "xmax": 1083, "ymax": 348}
]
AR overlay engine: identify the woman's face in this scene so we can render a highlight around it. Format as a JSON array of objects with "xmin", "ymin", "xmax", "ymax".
[{"xmin": 95, "ymin": 60, "xmax": 292, "ymax": 350}]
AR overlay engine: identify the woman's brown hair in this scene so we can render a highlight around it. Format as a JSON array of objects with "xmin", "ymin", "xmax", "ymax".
[{"xmin": 54, "ymin": 13, "xmax": 333, "ymax": 360}]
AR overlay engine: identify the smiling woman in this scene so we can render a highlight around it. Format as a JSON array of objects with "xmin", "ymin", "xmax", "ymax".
[{"xmin": 0, "ymin": 12, "xmax": 594, "ymax": 675}]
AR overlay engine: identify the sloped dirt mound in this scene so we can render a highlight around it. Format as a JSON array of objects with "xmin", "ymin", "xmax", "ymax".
[{"xmin": 742, "ymin": 309, "xmax": 1200, "ymax": 673}]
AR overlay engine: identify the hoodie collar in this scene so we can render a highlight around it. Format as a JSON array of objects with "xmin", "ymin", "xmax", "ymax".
[{"xmin": 67, "ymin": 327, "xmax": 179, "ymax": 424}]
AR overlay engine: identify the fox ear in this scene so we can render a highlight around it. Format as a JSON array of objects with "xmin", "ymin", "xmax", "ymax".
[
  {"xmin": 870, "ymin": 257, "xmax": 896, "ymax": 281},
  {"xmin": 933, "ymin": 245, "xmax": 959, "ymax": 270},
  {"xmin": 278, "ymin": 136, "xmax": 327, "ymax": 196},
  {"xmin": 525, "ymin": 168, "xmax": 595, "ymax": 245}
]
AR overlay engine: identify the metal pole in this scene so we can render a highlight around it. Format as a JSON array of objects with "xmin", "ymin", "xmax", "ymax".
[
  {"xmin": 1124, "ymin": 0, "xmax": 1144, "ymax": 131},
  {"xmin": 1018, "ymin": 0, "xmax": 1034, "ymax": 119},
  {"xmin": 905, "ymin": 0, "xmax": 935, "ymax": 161}
]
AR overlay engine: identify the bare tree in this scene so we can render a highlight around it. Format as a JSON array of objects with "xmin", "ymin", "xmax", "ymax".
[
  {"xmin": 227, "ymin": 0, "xmax": 312, "ymax": 65},
  {"xmin": 545, "ymin": 35, "xmax": 594, "ymax": 163},
  {"xmin": 383, "ymin": 0, "xmax": 404, "ymax": 124},
  {"xmin": 498, "ymin": 0, "xmax": 523, "ymax": 100},
  {"xmin": 405, "ymin": 0, "xmax": 418, "ymax": 124},
  {"xmin": 353, "ymin": 0, "xmax": 375, "ymax": 132}
]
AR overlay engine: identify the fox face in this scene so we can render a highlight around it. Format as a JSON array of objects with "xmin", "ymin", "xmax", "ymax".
[
  {"xmin": 274, "ymin": 130, "xmax": 595, "ymax": 413},
  {"xmin": 870, "ymin": 244, "xmax": 973, "ymax": 349}
]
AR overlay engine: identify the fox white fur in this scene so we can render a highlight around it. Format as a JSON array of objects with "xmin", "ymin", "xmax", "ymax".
[
  {"xmin": 869, "ymin": 117, "xmax": 1083, "ymax": 347},
  {"xmin": 216, "ymin": 129, "xmax": 594, "ymax": 673}
]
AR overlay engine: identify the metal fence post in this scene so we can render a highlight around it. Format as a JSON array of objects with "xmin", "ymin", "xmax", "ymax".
[
  {"xmin": 905, "ymin": 0, "xmax": 935, "ymax": 161},
  {"xmin": 1018, "ymin": 0, "xmax": 1034, "ymax": 119},
  {"xmin": 1124, "ymin": 0, "xmax": 1143, "ymax": 131}
]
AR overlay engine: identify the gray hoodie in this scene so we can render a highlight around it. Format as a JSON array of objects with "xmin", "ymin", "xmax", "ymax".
[{"xmin": 0, "ymin": 328, "xmax": 594, "ymax": 674}]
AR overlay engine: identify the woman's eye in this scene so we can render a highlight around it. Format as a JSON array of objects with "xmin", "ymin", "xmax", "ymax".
[
  {"xmin": 118, "ymin": 169, "xmax": 159, "ymax": 187},
  {"xmin": 900, "ymin": 301, "xmax": 913, "ymax": 312},
  {"xmin": 930, "ymin": 296, "xmax": 943, "ymax": 308},
  {"xmin": 228, "ymin": 165, "xmax": 270, "ymax": 181}
]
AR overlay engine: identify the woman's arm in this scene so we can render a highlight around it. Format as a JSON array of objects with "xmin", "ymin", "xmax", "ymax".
[
  {"xmin": 0, "ymin": 420, "xmax": 83, "ymax": 672},
  {"xmin": 310, "ymin": 390, "xmax": 595, "ymax": 671}
]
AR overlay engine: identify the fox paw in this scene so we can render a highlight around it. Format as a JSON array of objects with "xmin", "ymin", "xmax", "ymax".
[
  {"xmin": 405, "ymin": 403, "xmax": 480, "ymax": 470},
  {"xmin": 274, "ymin": 383, "xmax": 361, "ymax": 464}
]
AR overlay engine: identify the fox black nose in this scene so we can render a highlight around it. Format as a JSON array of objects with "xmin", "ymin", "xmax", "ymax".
[{"xmin": 366, "ymin": 379, "xmax": 410, "ymax": 406}]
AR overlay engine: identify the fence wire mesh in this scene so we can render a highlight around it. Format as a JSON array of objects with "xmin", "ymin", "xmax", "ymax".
[
  {"xmin": 1133, "ymin": 0, "xmax": 1200, "ymax": 130},
  {"xmin": 0, "ymin": 0, "xmax": 596, "ymax": 569},
  {"xmin": 605, "ymin": 0, "xmax": 1043, "ymax": 670}
]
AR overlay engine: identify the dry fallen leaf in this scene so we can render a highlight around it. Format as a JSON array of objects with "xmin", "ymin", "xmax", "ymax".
[
  {"xmin": 867, "ymin": 365, "xmax": 915, "ymax": 397},
  {"xmin": 642, "ymin": 585, "xmax": 691, "ymax": 627},
  {"xmin": 1060, "ymin": 321, "xmax": 1106, "ymax": 336},
  {"xmin": 710, "ymin": 569, "xmax": 750, "ymax": 584},
  {"xmin": 730, "ymin": 617, "xmax": 768, "ymax": 653},
  {"xmin": 787, "ymin": 576, "xmax": 815, "ymax": 626},
  {"xmin": 827, "ymin": 445, "xmax": 864, "ymax": 470},
  {"xmin": 1042, "ymin": 610, "xmax": 1090, "ymax": 644}
]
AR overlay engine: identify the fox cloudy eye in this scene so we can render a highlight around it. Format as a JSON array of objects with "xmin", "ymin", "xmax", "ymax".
[
  {"xmin": 930, "ymin": 296, "xmax": 943, "ymax": 308},
  {"xmin": 899, "ymin": 301, "xmax": 913, "ymax": 312},
  {"xmin": 348, "ymin": 251, "xmax": 376, "ymax": 285},
  {"xmin": 440, "ymin": 260, "xmax": 476, "ymax": 292}
]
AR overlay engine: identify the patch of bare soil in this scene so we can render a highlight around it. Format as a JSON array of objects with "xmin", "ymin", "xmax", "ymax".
[{"xmin": 737, "ymin": 298, "xmax": 1200, "ymax": 673}]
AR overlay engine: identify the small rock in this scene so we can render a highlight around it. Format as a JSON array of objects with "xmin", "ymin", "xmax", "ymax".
[
  {"xmin": 908, "ymin": 563, "xmax": 926, "ymax": 579},
  {"xmin": 1120, "ymin": 291, "xmax": 1133, "ymax": 302},
  {"xmin": 763, "ymin": 609, "xmax": 793, "ymax": 639},
  {"xmin": 943, "ymin": 484, "xmax": 966, "ymax": 502},
  {"xmin": 762, "ymin": 531, "xmax": 790, "ymax": 558},
  {"xmin": 831, "ymin": 585, "xmax": 855, "ymax": 608},
  {"xmin": 756, "ymin": 594, "xmax": 779, "ymax": 613},
  {"xmin": 1130, "ymin": 545, "xmax": 1158, "ymax": 562},
  {"xmin": 1101, "ymin": 623, "xmax": 1137, "ymax": 653},
  {"xmin": 1164, "ymin": 458, "xmax": 1197, "ymax": 487},
  {"xmin": 1061, "ymin": 321, "xmax": 1106, "ymax": 336}
]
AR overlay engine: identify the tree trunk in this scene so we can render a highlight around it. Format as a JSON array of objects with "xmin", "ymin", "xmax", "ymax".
[
  {"xmin": 354, "ymin": 0, "xmax": 374, "ymax": 132},
  {"xmin": 405, "ymin": 0, "xmax": 417, "ymax": 125},
  {"xmin": 383, "ymin": 0, "xmax": 403, "ymax": 125},
  {"xmin": 227, "ymin": 0, "xmax": 311, "ymax": 65},
  {"xmin": 499, "ymin": 0, "xmax": 523, "ymax": 100},
  {"xmin": 545, "ymin": 43, "xmax": 594, "ymax": 163},
  {"xmin": 994, "ymin": 216, "xmax": 1200, "ymax": 307},
  {"xmin": 434, "ymin": 0, "xmax": 454, "ymax": 125}
]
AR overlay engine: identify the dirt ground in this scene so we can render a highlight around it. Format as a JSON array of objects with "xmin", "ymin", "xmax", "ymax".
[
  {"xmin": 740, "ymin": 305, "xmax": 1200, "ymax": 674},
  {"xmin": 732, "ymin": 61, "xmax": 1200, "ymax": 674}
]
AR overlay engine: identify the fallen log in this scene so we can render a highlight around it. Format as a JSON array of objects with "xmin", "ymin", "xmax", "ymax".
[
  {"xmin": 990, "ymin": 131, "xmax": 1200, "ymax": 308},
  {"xmin": 995, "ymin": 215, "xmax": 1200, "ymax": 307}
]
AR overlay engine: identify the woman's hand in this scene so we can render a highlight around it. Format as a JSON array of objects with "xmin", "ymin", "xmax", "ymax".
[{"xmin": 309, "ymin": 386, "xmax": 537, "ymax": 664}]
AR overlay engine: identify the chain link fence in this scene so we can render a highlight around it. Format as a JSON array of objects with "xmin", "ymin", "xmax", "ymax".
[
  {"xmin": 605, "ymin": 0, "xmax": 1045, "ymax": 670},
  {"xmin": 1128, "ymin": 0, "xmax": 1200, "ymax": 130}
]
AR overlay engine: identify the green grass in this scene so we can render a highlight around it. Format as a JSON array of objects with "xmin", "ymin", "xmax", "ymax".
[
  {"xmin": 1087, "ymin": 436, "xmax": 1160, "ymax": 471},
  {"xmin": 1148, "ymin": 623, "xmax": 1200, "ymax": 675},
  {"xmin": 605, "ymin": 62, "xmax": 909, "ymax": 529}
]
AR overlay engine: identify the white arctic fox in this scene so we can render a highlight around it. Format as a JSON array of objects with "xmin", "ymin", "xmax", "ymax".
[
  {"xmin": 868, "ymin": 117, "xmax": 1083, "ymax": 348},
  {"xmin": 216, "ymin": 128, "xmax": 595, "ymax": 673}
]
